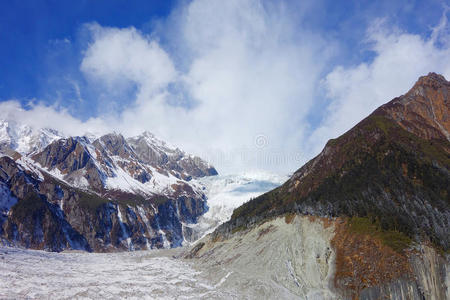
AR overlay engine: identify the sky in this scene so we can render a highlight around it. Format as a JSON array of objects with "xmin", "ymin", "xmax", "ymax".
[{"xmin": 0, "ymin": 0, "xmax": 449, "ymax": 175}]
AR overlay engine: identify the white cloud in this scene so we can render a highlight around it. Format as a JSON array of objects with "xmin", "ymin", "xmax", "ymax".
[
  {"xmin": 2, "ymin": 1, "xmax": 449, "ymax": 175},
  {"xmin": 77, "ymin": 0, "xmax": 331, "ymax": 174},
  {"xmin": 81, "ymin": 23, "xmax": 177, "ymax": 94},
  {"xmin": 308, "ymin": 15, "xmax": 450, "ymax": 155},
  {"xmin": 0, "ymin": 100, "xmax": 108, "ymax": 136}
]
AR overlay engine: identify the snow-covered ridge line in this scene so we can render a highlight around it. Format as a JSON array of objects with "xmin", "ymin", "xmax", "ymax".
[
  {"xmin": 0, "ymin": 119, "xmax": 217, "ymax": 199},
  {"xmin": 0, "ymin": 119, "xmax": 64, "ymax": 155}
]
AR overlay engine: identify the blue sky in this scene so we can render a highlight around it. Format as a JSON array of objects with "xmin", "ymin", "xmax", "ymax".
[
  {"xmin": 0, "ymin": 0, "xmax": 449, "ymax": 174},
  {"xmin": 0, "ymin": 0, "xmax": 176, "ymax": 116}
]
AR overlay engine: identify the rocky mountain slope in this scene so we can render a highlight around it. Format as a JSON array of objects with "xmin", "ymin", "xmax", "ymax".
[
  {"xmin": 189, "ymin": 73, "xmax": 450, "ymax": 299},
  {"xmin": 0, "ymin": 121, "xmax": 217, "ymax": 252},
  {"xmin": 189, "ymin": 215, "xmax": 448, "ymax": 300}
]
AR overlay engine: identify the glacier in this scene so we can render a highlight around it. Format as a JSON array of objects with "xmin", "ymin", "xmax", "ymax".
[{"xmin": 186, "ymin": 172, "xmax": 287, "ymax": 242}]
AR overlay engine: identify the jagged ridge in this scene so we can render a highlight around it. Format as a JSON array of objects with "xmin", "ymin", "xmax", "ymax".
[{"xmin": 0, "ymin": 124, "xmax": 217, "ymax": 251}]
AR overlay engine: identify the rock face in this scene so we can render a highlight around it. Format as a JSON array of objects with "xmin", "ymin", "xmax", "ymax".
[
  {"xmin": 381, "ymin": 72, "xmax": 450, "ymax": 143},
  {"xmin": 127, "ymin": 132, "xmax": 218, "ymax": 179},
  {"xmin": 189, "ymin": 216, "xmax": 336, "ymax": 299},
  {"xmin": 188, "ymin": 215, "xmax": 449, "ymax": 300},
  {"xmin": 0, "ymin": 125, "xmax": 217, "ymax": 252},
  {"xmin": 205, "ymin": 73, "xmax": 449, "ymax": 299}
]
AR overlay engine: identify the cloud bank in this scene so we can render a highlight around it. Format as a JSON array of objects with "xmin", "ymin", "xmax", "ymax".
[{"xmin": 1, "ymin": 0, "xmax": 449, "ymax": 174}]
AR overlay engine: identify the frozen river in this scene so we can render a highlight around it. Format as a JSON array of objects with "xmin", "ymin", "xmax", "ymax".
[{"xmin": 0, "ymin": 246, "xmax": 235, "ymax": 299}]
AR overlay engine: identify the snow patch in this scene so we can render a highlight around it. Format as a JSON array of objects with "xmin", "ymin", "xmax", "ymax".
[
  {"xmin": 159, "ymin": 230, "xmax": 171, "ymax": 249},
  {"xmin": 136, "ymin": 205, "xmax": 153, "ymax": 249},
  {"xmin": 16, "ymin": 156, "xmax": 44, "ymax": 181},
  {"xmin": 116, "ymin": 206, "xmax": 133, "ymax": 251}
]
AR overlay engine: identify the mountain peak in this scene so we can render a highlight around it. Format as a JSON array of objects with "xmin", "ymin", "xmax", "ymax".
[
  {"xmin": 0, "ymin": 119, "xmax": 64, "ymax": 154},
  {"xmin": 132, "ymin": 130, "xmax": 178, "ymax": 152},
  {"xmin": 413, "ymin": 72, "xmax": 449, "ymax": 90},
  {"xmin": 141, "ymin": 130, "xmax": 155, "ymax": 138},
  {"xmin": 377, "ymin": 72, "xmax": 450, "ymax": 142}
]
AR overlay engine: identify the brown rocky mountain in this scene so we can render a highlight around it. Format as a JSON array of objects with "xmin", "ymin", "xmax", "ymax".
[
  {"xmin": 380, "ymin": 72, "xmax": 449, "ymax": 143},
  {"xmin": 191, "ymin": 73, "xmax": 449, "ymax": 299},
  {"xmin": 220, "ymin": 72, "xmax": 449, "ymax": 249}
]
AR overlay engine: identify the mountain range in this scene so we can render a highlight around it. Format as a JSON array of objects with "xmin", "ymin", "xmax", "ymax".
[{"xmin": 0, "ymin": 121, "xmax": 217, "ymax": 251}]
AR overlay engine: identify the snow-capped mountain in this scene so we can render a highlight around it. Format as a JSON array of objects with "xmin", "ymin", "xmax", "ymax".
[
  {"xmin": 0, "ymin": 120, "xmax": 218, "ymax": 252},
  {"xmin": 0, "ymin": 120, "xmax": 63, "ymax": 155},
  {"xmin": 31, "ymin": 132, "xmax": 215, "ymax": 198},
  {"xmin": 0, "ymin": 119, "xmax": 216, "ymax": 199}
]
